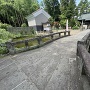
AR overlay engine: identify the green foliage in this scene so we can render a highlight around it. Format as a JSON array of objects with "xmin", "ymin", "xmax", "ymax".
[
  {"xmin": 77, "ymin": 0, "xmax": 90, "ymax": 16},
  {"xmin": 72, "ymin": 26, "xmax": 79, "ymax": 30},
  {"xmin": 60, "ymin": 0, "xmax": 76, "ymax": 19},
  {"xmin": 21, "ymin": 23, "xmax": 27, "ymax": 27},
  {"xmin": 0, "ymin": 0, "xmax": 39, "ymax": 27},
  {"xmin": 60, "ymin": 0, "xmax": 77, "ymax": 28},
  {"xmin": 69, "ymin": 18, "xmax": 80, "ymax": 28},
  {"xmin": 44, "ymin": 0, "xmax": 60, "ymax": 21},
  {"xmin": 48, "ymin": 17, "xmax": 54, "ymax": 27},
  {"xmin": 0, "ymin": 22, "xmax": 12, "ymax": 30},
  {"xmin": 60, "ymin": 19, "xmax": 66, "ymax": 29},
  {"xmin": 69, "ymin": 19, "xmax": 76, "ymax": 28},
  {"xmin": 0, "ymin": 46, "xmax": 8, "ymax": 54},
  {"xmin": 0, "ymin": 29, "xmax": 21, "ymax": 54},
  {"xmin": 0, "ymin": 29, "xmax": 21, "ymax": 43},
  {"xmin": 59, "ymin": 14, "xmax": 66, "ymax": 28},
  {"xmin": 0, "ymin": 29, "xmax": 13, "ymax": 42},
  {"xmin": 0, "ymin": 3, "xmax": 25, "ymax": 27},
  {"xmin": 30, "ymin": 28, "xmax": 35, "ymax": 34}
]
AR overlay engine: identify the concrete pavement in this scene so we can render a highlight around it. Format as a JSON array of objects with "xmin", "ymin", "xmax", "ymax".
[{"xmin": 0, "ymin": 30, "xmax": 90, "ymax": 90}]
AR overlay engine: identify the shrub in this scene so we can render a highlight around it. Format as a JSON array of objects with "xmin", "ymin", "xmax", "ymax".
[
  {"xmin": 30, "ymin": 28, "xmax": 35, "ymax": 34},
  {"xmin": 0, "ymin": 29, "xmax": 21, "ymax": 54},
  {"xmin": 72, "ymin": 26, "xmax": 79, "ymax": 30},
  {"xmin": 60, "ymin": 19, "xmax": 66, "ymax": 29},
  {"xmin": 0, "ymin": 29, "xmax": 21, "ymax": 42},
  {"xmin": 0, "ymin": 23, "xmax": 12, "ymax": 30},
  {"xmin": 21, "ymin": 23, "xmax": 27, "ymax": 27},
  {"xmin": 0, "ymin": 29, "xmax": 15, "ymax": 41},
  {"xmin": 0, "ymin": 46, "xmax": 8, "ymax": 54}
]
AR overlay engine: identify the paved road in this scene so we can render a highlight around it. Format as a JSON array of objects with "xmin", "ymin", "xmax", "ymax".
[{"xmin": 0, "ymin": 30, "xmax": 90, "ymax": 90}]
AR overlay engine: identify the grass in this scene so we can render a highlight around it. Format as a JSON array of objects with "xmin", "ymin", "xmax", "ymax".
[
  {"xmin": 14, "ymin": 36, "xmax": 51, "ymax": 50},
  {"xmin": 42, "ymin": 37, "xmax": 51, "ymax": 42},
  {"xmin": 12, "ymin": 35, "xmax": 35, "ymax": 42}
]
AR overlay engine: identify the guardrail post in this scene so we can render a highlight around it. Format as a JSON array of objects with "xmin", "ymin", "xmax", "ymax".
[
  {"xmin": 64, "ymin": 32, "xmax": 66, "ymax": 36},
  {"xmin": 68, "ymin": 31, "xmax": 70, "ymax": 36},
  {"xmin": 59, "ymin": 33, "xmax": 61, "ymax": 38},
  {"xmin": 6, "ymin": 42, "xmax": 15, "ymax": 54},
  {"xmin": 51, "ymin": 34, "xmax": 53, "ymax": 40},
  {"xmin": 25, "ymin": 40, "xmax": 29, "ymax": 48},
  {"xmin": 37, "ymin": 36, "xmax": 42, "ymax": 45}
]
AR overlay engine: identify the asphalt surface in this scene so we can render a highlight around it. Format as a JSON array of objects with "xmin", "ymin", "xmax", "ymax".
[{"xmin": 0, "ymin": 30, "xmax": 90, "ymax": 90}]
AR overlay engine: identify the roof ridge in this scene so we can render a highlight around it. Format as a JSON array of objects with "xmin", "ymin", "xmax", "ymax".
[{"xmin": 32, "ymin": 8, "xmax": 43, "ymax": 15}]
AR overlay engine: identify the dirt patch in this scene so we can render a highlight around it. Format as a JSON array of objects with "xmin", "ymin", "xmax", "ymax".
[
  {"xmin": 52, "ymin": 29, "xmax": 81, "ymax": 36},
  {"xmin": 70, "ymin": 29, "xmax": 81, "ymax": 35}
]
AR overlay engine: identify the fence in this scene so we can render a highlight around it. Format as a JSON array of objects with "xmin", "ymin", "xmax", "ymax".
[
  {"xmin": 77, "ymin": 32, "xmax": 90, "ymax": 82},
  {"xmin": 6, "ymin": 31, "xmax": 70, "ymax": 54},
  {"xmin": 7, "ymin": 27, "xmax": 35, "ymax": 35}
]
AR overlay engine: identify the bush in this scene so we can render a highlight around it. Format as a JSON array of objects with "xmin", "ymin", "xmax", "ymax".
[
  {"xmin": 72, "ymin": 26, "xmax": 79, "ymax": 30},
  {"xmin": 0, "ymin": 23, "xmax": 12, "ymax": 30},
  {"xmin": 30, "ymin": 28, "xmax": 35, "ymax": 34},
  {"xmin": 0, "ymin": 29, "xmax": 21, "ymax": 54},
  {"xmin": 0, "ymin": 46, "xmax": 8, "ymax": 54},
  {"xmin": 0, "ymin": 29, "xmax": 13, "ymax": 41},
  {"xmin": 60, "ymin": 19, "xmax": 66, "ymax": 29},
  {"xmin": 21, "ymin": 23, "xmax": 27, "ymax": 27},
  {"xmin": 0, "ymin": 29, "xmax": 21, "ymax": 43}
]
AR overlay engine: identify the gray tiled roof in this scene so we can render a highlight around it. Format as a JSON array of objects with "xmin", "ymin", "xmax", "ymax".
[{"xmin": 78, "ymin": 13, "xmax": 90, "ymax": 21}]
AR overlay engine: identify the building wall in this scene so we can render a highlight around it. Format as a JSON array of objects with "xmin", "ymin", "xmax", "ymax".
[
  {"xmin": 35, "ymin": 13, "xmax": 48, "ymax": 25},
  {"xmin": 27, "ymin": 13, "xmax": 49, "ymax": 31},
  {"xmin": 28, "ymin": 18, "xmax": 36, "ymax": 26}
]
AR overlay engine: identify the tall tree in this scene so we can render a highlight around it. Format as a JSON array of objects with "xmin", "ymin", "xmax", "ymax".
[
  {"xmin": 14, "ymin": 0, "xmax": 39, "ymax": 16},
  {"xmin": 0, "ymin": 0, "xmax": 40, "ymax": 26},
  {"xmin": 60, "ymin": 0, "xmax": 76, "ymax": 19},
  {"xmin": 60, "ymin": 0, "xmax": 77, "ymax": 28},
  {"xmin": 44, "ymin": 0, "xmax": 61, "ymax": 21},
  {"xmin": 77, "ymin": 0, "xmax": 90, "ymax": 16},
  {"xmin": 0, "ymin": 3, "xmax": 25, "ymax": 26}
]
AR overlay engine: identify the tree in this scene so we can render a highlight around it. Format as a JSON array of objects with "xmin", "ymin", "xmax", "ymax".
[
  {"xmin": 0, "ymin": 0, "xmax": 40, "ymax": 26},
  {"xmin": 77, "ymin": 0, "xmax": 90, "ymax": 16},
  {"xmin": 60, "ymin": 0, "xmax": 76, "ymax": 19},
  {"xmin": 0, "ymin": 2, "xmax": 26, "ymax": 26},
  {"xmin": 44, "ymin": 0, "xmax": 61, "ymax": 21},
  {"xmin": 60, "ymin": 0, "xmax": 77, "ymax": 28}
]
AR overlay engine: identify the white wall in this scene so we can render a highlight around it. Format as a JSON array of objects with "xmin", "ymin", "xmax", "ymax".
[
  {"xmin": 35, "ymin": 13, "xmax": 48, "ymax": 25},
  {"xmin": 83, "ymin": 25, "xmax": 87, "ymax": 29},
  {"xmin": 28, "ymin": 18, "xmax": 36, "ymax": 26}
]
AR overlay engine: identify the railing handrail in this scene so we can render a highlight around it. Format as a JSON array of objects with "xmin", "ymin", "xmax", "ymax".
[
  {"xmin": 6, "ymin": 31, "xmax": 70, "ymax": 54},
  {"xmin": 77, "ymin": 32, "xmax": 90, "ymax": 82}
]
